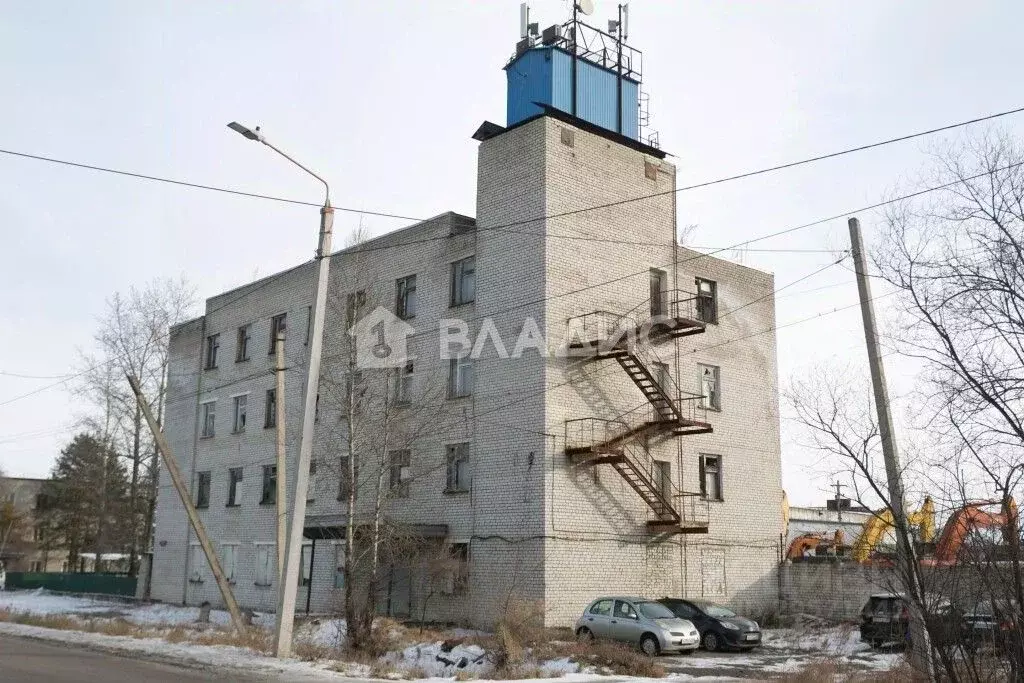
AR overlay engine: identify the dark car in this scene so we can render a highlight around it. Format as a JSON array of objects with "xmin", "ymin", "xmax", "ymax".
[
  {"xmin": 859, "ymin": 593, "xmax": 959, "ymax": 649},
  {"xmin": 960, "ymin": 600, "xmax": 1020, "ymax": 653},
  {"xmin": 659, "ymin": 597, "xmax": 762, "ymax": 651}
]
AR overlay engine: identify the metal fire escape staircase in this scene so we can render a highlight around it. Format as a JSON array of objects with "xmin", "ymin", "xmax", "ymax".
[{"xmin": 566, "ymin": 290, "xmax": 713, "ymax": 534}]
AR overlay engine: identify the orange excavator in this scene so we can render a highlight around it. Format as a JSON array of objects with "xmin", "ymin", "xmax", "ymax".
[
  {"xmin": 921, "ymin": 498, "xmax": 1019, "ymax": 567},
  {"xmin": 787, "ymin": 529, "xmax": 848, "ymax": 561}
]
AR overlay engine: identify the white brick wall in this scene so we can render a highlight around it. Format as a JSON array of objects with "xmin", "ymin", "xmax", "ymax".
[{"xmin": 151, "ymin": 115, "xmax": 783, "ymax": 627}]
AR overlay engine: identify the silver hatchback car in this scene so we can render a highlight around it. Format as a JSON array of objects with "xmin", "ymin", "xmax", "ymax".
[{"xmin": 575, "ymin": 596, "xmax": 700, "ymax": 655}]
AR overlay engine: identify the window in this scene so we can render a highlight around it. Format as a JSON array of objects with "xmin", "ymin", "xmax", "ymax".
[
  {"xmin": 254, "ymin": 544, "xmax": 274, "ymax": 586},
  {"xmin": 189, "ymin": 544, "xmax": 204, "ymax": 583},
  {"xmin": 236, "ymin": 324, "xmax": 251, "ymax": 362},
  {"xmin": 590, "ymin": 599, "xmax": 613, "ymax": 616},
  {"xmin": 396, "ymin": 274, "xmax": 417, "ymax": 319},
  {"xmin": 450, "ymin": 256, "xmax": 475, "ymax": 306},
  {"xmin": 614, "ymin": 600, "xmax": 639, "ymax": 620},
  {"xmin": 305, "ymin": 305, "xmax": 312, "ymax": 345},
  {"xmin": 653, "ymin": 361, "xmax": 670, "ymax": 392},
  {"xmin": 334, "ymin": 543, "xmax": 346, "ymax": 589},
  {"xmin": 650, "ymin": 269, "xmax": 666, "ymax": 317},
  {"xmin": 221, "ymin": 544, "xmax": 238, "ymax": 583},
  {"xmin": 260, "ymin": 465, "xmax": 277, "ymax": 505},
  {"xmin": 448, "ymin": 355, "xmax": 473, "ymax": 398},
  {"xmin": 338, "ymin": 456, "xmax": 358, "ymax": 501},
  {"xmin": 696, "ymin": 278, "xmax": 718, "ymax": 324},
  {"xmin": 307, "ymin": 460, "xmax": 317, "ymax": 504},
  {"xmin": 204, "ymin": 334, "xmax": 220, "ymax": 370},
  {"xmin": 700, "ymin": 454, "xmax": 723, "ymax": 501},
  {"xmin": 699, "ymin": 364, "xmax": 721, "ymax": 411},
  {"xmin": 388, "ymin": 450, "xmax": 411, "ymax": 498},
  {"xmin": 30, "ymin": 561, "xmax": 42, "ymax": 573},
  {"xmin": 394, "ymin": 361, "xmax": 414, "ymax": 404},
  {"xmin": 196, "ymin": 471, "xmax": 211, "ymax": 508},
  {"xmin": 300, "ymin": 544, "xmax": 313, "ymax": 587},
  {"xmin": 448, "ymin": 542, "xmax": 469, "ymax": 593},
  {"xmin": 264, "ymin": 389, "xmax": 277, "ymax": 429},
  {"xmin": 232, "ymin": 395, "xmax": 247, "ymax": 433},
  {"xmin": 446, "ymin": 443, "xmax": 470, "ymax": 493},
  {"xmin": 33, "ymin": 524, "xmax": 43, "ymax": 542},
  {"xmin": 652, "ymin": 460, "xmax": 671, "ymax": 499},
  {"xmin": 345, "ymin": 291, "xmax": 366, "ymax": 327},
  {"xmin": 227, "ymin": 467, "xmax": 243, "ymax": 507},
  {"xmin": 200, "ymin": 401, "xmax": 216, "ymax": 438},
  {"xmin": 315, "ymin": 392, "xmax": 321, "ymax": 422},
  {"xmin": 269, "ymin": 313, "xmax": 287, "ymax": 354}
]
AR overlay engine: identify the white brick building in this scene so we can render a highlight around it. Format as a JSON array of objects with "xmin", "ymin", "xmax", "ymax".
[{"xmin": 151, "ymin": 33, "xmax": 784, "ymax": 627}]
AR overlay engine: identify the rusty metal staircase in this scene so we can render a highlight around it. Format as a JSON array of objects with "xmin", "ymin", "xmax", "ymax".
[{"xmin": 565, "ymin": 289, "xmax": 713, "ymax": 534}]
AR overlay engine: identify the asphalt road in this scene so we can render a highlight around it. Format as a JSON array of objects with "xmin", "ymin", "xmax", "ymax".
[{"xmin": 0, "ymin": 634, "xmax": 271, "ymax": 682}]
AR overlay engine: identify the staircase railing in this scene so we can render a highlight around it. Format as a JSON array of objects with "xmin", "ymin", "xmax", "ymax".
[
  {"xmin": 620, "ymin": 440, "xmax": 710, "ymax": 529},
  {"xmin": 566, "ymin": 289, "xmax": 703, "ymax": 352}
]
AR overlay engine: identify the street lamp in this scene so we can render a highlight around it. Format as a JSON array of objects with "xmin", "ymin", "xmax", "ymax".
[{"xmin": 228, "ymin": 121, "xmax": 333, "ymax": 657}]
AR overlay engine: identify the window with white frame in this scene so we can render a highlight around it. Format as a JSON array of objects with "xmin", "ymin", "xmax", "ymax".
[
  {"xmin": 232, "ymin": 394, "xmax": 247, "ymax": 433},
  {"xmin": 699, "ymin": 454, "xmax": 723, "ymax": 501},
  {"xmin": 699, "ymin": 364, "xmax": 721, "ymax": 411},
  {"xmin": 221, "ymin": 543, "xmax": 238, "ymax": 583},
  {"xmin": 201, "ymin": 401, "xmax": 216, "ymax": 438},
  {"xmin": 445, "ymin": 443, "xmax": 470, "ymax": 493},
  {"xmin": 450, "ymin": 256, "xmax": 475, "ymax": 306},
  {"xmin": 394, "ymin": 361, "xmax": 414, "ymax": 404},
  {"xmin": 254, "ymin": 544, "xmax": 274, "ymax": 586},
  {"xmin": 389, "ymin": 450, "xmax": 411, "ymax": 498},
  {"xmin": 188, "ymin": 544, "xmax": 204, "ymax": 583},
  {"xmin": 396, "ymin": 274, "xmax": 417, "ymax": 319},
  {"xmin": 448, "ymin": 355, "xmax": 473, "ymax": 398}
]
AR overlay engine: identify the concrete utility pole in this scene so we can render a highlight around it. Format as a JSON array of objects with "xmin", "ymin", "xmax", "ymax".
[
  {"xmin": 126, "ymin": 374, "xmax": 246, "ymax": 635},
  {"xmin": 848, "ymin": 217, "xmax": 932, "ymax": 678},
  {"xmin": 274, "ymin": 331, "xmax": 287, "ymax": 589},
  {"xmin": 227, "ymin": 121, "xmax": 334, "ymax": 658},
  {"xmin": 832, "ymin": 481, "xmax": 845, "ymax": 523}
]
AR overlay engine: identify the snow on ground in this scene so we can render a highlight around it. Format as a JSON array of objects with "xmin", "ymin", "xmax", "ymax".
[{"xmin": 0, "ymin": 589, "xmax": 905, "ymax": 681}]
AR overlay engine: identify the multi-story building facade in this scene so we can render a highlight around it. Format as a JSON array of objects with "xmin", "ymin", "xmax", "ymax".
[
  {"xmin": 0, "ymin": 477, "xmax": 65, "ymax": 573},
  {"xmin": 151, "ymin": 17, "xmax": 783, "ymax": 627}
]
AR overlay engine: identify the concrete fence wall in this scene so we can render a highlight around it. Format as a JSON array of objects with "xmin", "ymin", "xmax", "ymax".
[{"xmin": 779, "ymin": 561, "xmax": 898, "ymax": 622}]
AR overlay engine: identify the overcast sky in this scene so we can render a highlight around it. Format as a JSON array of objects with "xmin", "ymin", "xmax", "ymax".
[{"xmin": 2, "ymin": 1, "xmax": 1022, "ymax": 505}]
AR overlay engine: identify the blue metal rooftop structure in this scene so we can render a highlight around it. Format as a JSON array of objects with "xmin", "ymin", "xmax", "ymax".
[{"xmin": 504, "ymin": 7, "xmax": 646, "ymax": 143}]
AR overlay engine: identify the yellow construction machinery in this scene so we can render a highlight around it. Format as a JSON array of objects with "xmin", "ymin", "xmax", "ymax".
[{"xmin": 852, "ymin": 497, "xmax": 935, "ymax": 562}]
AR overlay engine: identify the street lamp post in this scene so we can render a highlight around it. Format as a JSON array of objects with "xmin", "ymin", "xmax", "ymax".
[{"xmin": 228, "ymin": 122, "xmax": 334, "ymax": 657}]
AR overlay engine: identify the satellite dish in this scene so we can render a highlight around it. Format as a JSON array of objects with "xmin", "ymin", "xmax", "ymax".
[{"xmin": 577, "ymin": 0, "xmax": 595, "ymax": 16}]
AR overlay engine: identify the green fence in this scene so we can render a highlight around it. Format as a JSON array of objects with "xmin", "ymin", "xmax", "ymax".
[{"xmin": 6, "ymin": 572, "xmax": 137, "ymax": 597}]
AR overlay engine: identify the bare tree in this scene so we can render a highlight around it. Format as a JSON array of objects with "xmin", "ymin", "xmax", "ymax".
[{"xmin": 77, "ymin": 277, "xmax": 195, "ymax": 576}]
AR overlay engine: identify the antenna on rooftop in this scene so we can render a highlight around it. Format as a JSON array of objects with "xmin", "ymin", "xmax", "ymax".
[{"xmin": 577, "ymin": 0, "xmax": 595, "ymax": 16}]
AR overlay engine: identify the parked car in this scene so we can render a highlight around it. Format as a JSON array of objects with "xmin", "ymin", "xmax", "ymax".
[
  {"xmin": 575, "ymin": 597, "xmax": 700, "ymax": 655},
  {"xmin": 859, "ymin": 593, "xmax": 958, "ymax": 648},
  {"xmin": 658, "ymin": 597, "xmax": 762, "ymax": 651},
  {"xmin": 960, "ymin": 599, "xmax": 1020, "ymax": 653}
]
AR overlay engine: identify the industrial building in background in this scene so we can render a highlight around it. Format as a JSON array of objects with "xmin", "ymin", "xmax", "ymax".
[{"xmin": 150, "ymin": 3, "xmax": 784, "ymax": 627}]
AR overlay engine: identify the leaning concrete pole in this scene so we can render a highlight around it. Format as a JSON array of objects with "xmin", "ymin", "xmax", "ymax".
[
  {"xmin": 274, "ymin": 203, "xmax": 334, "ymax": 657},
  {"xmin": 274, "ymin": 331, "xmax": 288, "ymax": 589},
  {"xmin": 848, "ymin": 217, "xmax": 932, "ymax": 678},
  {"xmin": 126, "ymin": 373, "xmax": 246, "ymax": 635}
]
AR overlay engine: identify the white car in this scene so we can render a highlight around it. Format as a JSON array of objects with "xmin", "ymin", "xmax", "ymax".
[{"xmin": 575, "ymin": 596, "xmax": 700, "ymax": 655}]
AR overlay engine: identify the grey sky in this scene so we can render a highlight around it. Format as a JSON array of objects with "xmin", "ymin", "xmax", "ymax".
[{"xmin": 2, "ymin": 1, "xmax": 1022, "ymax": 506}]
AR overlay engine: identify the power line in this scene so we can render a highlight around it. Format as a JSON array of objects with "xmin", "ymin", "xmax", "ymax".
[
  {"xmin": 3, "ymin": 104, "xmax": 1023, "ymax": 252},
  {"xmin": 0, "ymin": 148, "xmax": 422, "ymax": 223}
]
